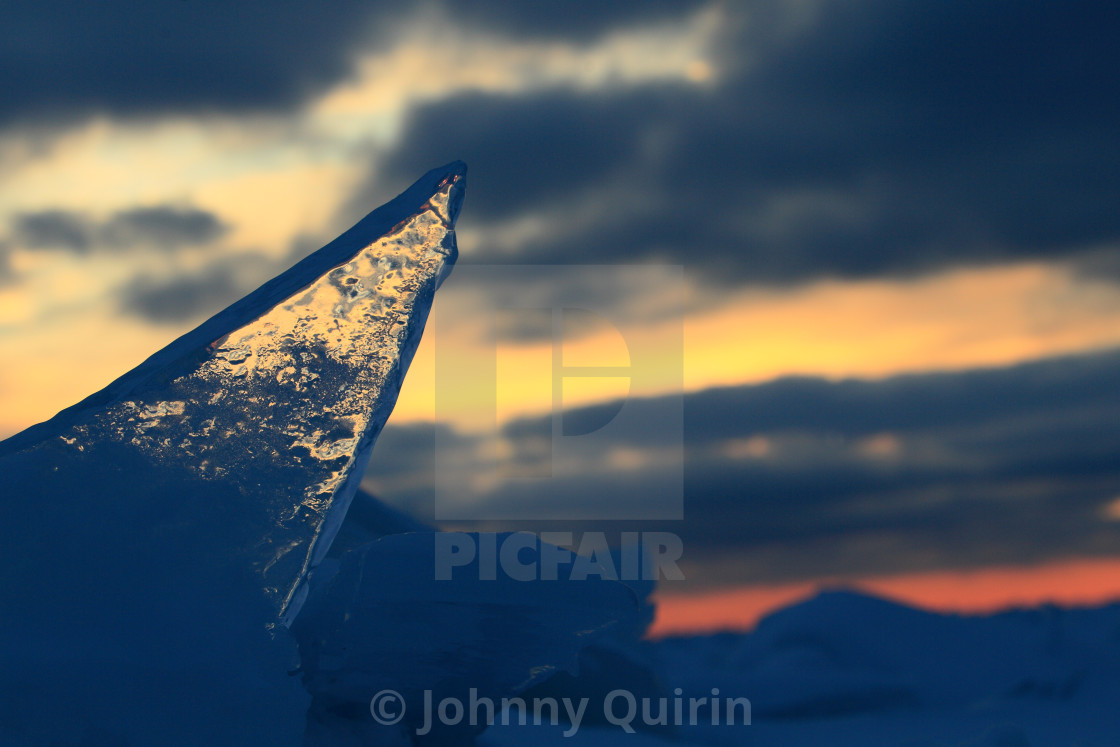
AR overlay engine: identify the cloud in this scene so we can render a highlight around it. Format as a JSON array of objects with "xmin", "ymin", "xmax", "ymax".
[
  {"xmin": 15, "ymin": 0, "xmax": 1117, "ymax": 290},
  {"xmin": 118, "ymin": 261, "xmax": 253, "ymax": 324},
  {"xmin": 365, "ymin": 0, "xmax": 1120, "ymax": 285},
  {"xmin": 542, "ymin": 349, "xmax": 1120, "ymax": 448},
  {"xmin": 438, "ymin": 0, "xmax": 712, "ymax": 42},
  {"xmin": 365, "ymin": 347, "xmax": 1120, "ymax": 583},
  {"xmin": 0, "ymin": 242, "xmax": 15, "ymax": 286},
  {"xmin": 114, "ymin": 234, "xmax": 313, "ymax": 324},
  {"xmin": 103, "ymin": 206, "xmax": 228, "ymax": 248},
  {"xmin": 11, "ymin": 210, "xmax": 92, "ymax": 253},
  {"xmin": 367, "ymin": 87, "xmax": 679, "ymax": 226},
  {"xmin": 1073, "ymin": 246, "xmax": 1120, "ymax": 283},
  {"xmin": 0, "ymin": 2, "xmax": 386, "ymax": 127},
  {"xmin": 8, "ymin": 205, "xmax": 227, "ymax": 255},
  {"xmin": 0, "ymin": 1, "xmax": 714, "ymax": 129}
]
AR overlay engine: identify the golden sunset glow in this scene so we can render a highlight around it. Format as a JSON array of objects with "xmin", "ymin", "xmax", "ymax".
[
  {"xmin": 385, "ymin": 259, "xmax": 1120, "ymax": 430},
  {"xmin": 6, "ymin": 258, "xmax": 1120, "ymax": 438}
]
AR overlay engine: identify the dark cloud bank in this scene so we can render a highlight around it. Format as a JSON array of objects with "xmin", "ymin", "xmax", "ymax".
[
  {"xmin": 0, "ymin": 0, "xmax": 707, "ymax": 127},
  {"xmin": 366, "ymin": 347, "xmax": 1120, "ymax": 586},
  {"xmin": 0, "ymin": 2, "xmax": 378, "ymax": 127},
  {"xmin": 372, "ymin": 0, "xmax": 1120, "ymax": 285},
  {"xmin": 10, "ymin": 0, "xmax": 1119, "ymax": 321},
  {"xmin": 7, "ymin": 1, "xmax": 1118, "ymax": 287}
]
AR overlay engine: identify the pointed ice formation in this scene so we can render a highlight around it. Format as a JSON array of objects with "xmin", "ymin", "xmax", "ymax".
[
  {"xmin": 1, "ymin": 161, "xmax": 463, "ymax": 622},
  {"xmin": 0, "ymin": 163, "xmax": 463, "ymax": 745}
]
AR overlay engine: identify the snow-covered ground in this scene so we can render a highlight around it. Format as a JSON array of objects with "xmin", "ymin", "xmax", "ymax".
[{"xmin": 484, "ymin": 590, "xmax": 1120, "ymax": 746}]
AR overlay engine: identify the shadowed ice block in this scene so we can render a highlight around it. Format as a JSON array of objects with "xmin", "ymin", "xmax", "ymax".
[{"xmin": 0, "ymin": 162, "xmax": 465, "ymax": 746}]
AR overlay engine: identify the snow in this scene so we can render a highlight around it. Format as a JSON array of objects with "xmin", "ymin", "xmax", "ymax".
[{"xmin": 483, "ymin": 590, "xmax": 1120, "ymax": 746}]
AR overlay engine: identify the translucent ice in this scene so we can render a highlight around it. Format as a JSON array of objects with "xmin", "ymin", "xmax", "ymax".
[{"xmin": 0, "ymin": 162, "xmax": 464, "ymax": 745}]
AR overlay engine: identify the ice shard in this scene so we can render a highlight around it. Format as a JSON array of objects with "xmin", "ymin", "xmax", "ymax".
[{"xmin": 0, "ymin": 162, "xmax": 463, "ymax": 745}]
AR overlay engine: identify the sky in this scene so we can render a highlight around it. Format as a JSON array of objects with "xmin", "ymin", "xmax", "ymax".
[{"xmin": 2, "ymin": 0, "xmax": 1120, "ymax": 626}]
